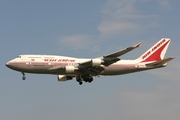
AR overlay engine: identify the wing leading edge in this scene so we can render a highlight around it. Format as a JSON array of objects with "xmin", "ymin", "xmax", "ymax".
[{"xmin": 103, "ymin": 42, "xmax": 142, "ymax": 58}]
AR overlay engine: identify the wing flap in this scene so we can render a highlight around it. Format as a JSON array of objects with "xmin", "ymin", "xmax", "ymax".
[
  {"xmin": 103, "ymin": 57, "xmax": 120, "ymax": 66},
  {"xmin": 82, "ymin": 66, "xmax": 105, "ymax": 75}
]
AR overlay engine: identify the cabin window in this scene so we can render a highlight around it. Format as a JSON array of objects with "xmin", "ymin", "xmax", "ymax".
[{"xmin": 17, "ymin": 56, "xmax": 21, "ymax": 58}]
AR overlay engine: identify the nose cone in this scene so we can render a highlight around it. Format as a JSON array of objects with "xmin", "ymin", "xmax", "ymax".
[
  {"xmin": 6, "ymin": 60, "xmax": 20, "ymax": 71},
  {"xmin": 6, "ymin": 62, "xmax": 10, "ymax": 68},
  {"xmin": 6, "ymin": 60, "xmax": 14, "ymax": 68},
  {"xmin": 6, "ymin": 61, "xmax": 16, "ymax": 70}
]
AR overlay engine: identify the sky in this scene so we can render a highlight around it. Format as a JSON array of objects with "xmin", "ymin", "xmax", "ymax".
[{"xmin": 1, "ymin": 0, "xmax": 180, "ymax": 120}]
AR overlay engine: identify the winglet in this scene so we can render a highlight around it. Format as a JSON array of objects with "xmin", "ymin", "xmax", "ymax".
[{"xmin": 134, "ymin": 42, "xmax": 142, "ymax": 48}]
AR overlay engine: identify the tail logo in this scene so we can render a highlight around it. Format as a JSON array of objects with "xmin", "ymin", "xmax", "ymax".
[
  {"xmin": 152, "ymin": 39, "xmax": 166, "ymax": 51},
  {"xmin": 142, "ymin": 39, "xmax": 166, "ymax": 60}
]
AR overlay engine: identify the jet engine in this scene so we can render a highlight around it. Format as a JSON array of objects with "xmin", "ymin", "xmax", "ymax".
[
  {"xmin": 91, "ymin": 59, "xmax": 102, "ymax": 66},
  {"xmin": 57, "ymin": 75, "xmax": 73, "ymax": 81},
  {"xmin": 65, "ymin": 66, "xmax": 76, "ymax": 73}
]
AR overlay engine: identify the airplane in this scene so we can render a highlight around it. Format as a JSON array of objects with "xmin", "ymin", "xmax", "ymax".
[{"xmin": 6, "ymin": 38, "xmax": 174, "ymax": 85}]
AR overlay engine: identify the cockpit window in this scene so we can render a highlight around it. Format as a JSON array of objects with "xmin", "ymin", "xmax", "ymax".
[{"xmin": 17, "ymin": 56, "xmax": 21, "ymax": 58}]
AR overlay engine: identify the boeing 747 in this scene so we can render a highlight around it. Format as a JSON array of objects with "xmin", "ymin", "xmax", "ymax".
[{"xmin": 6, "ymin": 38, "xmax": 174, "ymax": 85}]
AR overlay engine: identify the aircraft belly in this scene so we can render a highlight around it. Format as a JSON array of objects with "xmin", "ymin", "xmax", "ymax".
[
  {"xmin": 14, "ymin": 65, "xmax": 78, "ymax": 75},
  {"xmin": 101, "ymin": 67, "xmax": 145, "ymax": 75},
  {"xmin": 12, "ymin": 65, "xmax": 49, "ymax": 73}
]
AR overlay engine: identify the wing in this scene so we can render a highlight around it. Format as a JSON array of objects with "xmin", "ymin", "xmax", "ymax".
[
  {"xmin": 79, "ymin": 65, "xmax": 105, "ymax": 75},
  {"xmin": 78, "ymin": 42, "xmax": 141, "ymax": 74},
  {"xmin": 102, "ymin": 42, "xmax": 141, "ymax": 66},
  {"xmin": 103, "ymin": 42, "xmax": 142, "ymax": 58}
]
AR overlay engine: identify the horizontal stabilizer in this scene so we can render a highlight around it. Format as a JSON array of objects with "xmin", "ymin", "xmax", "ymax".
[{"xmin": 146, "ymin": 57, "xmax": 174, "ymax": 67}]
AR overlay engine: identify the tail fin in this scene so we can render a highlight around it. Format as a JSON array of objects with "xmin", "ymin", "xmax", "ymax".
[{"xmin": 137, "ymin": 38, "xmax": 171, "ymax": 62}]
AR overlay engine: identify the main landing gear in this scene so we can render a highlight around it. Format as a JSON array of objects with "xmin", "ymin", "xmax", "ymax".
[
  {"xmin": 76, "ymin": 75, "xmax": 93, "ymax": 85},
  {"xmin": 22, "ymin": 72, "xmax": 26, "ymax": 80}
]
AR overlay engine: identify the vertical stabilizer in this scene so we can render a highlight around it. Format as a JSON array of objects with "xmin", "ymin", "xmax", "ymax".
[{"xmin": 137, "ymin": 38, "xmax": 171, "ymax": 62}]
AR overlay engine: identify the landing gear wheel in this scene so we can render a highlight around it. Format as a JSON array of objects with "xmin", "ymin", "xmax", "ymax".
[
  {"xmin": 79, "ymin": 82, "xmax": 83, "ymax": 85},
  {"xmin": 88, "ymin": 77, "xmax": 93, "ymax": 83},
  {"xmin": 22, "ymin": 76, "xmax": 26, "ymax": 80},
  {"xmin": 76, "ymin": 76, "xmax": 83, "ymax": 85}
]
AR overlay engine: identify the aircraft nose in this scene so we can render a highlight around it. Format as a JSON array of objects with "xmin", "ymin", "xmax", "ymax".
[
  {"xmin": 5, "ymin": 62, "xmax": 10, "ymax": 67},
  {"xmin": 6, "ymin": 61, "xmax": 13, "ymax": 68}
]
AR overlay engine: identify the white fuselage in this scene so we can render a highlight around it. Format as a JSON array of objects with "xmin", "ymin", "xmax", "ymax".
[
  {"xmin": 5, "ymin": 38, "xmax": 172, "ymax": 85},
  {"xmin": 6, "ymin": 54, "xmax": 155, "ymax": 76}
]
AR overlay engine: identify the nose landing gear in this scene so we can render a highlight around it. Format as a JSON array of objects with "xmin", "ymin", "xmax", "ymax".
[{"xmin": 22, "ymin": 72, "xmax": 26, "ymax": 80}]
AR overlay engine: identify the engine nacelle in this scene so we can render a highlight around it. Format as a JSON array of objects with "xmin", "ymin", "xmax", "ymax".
[
  {"xmin": 65, "ymin": 66, "xmax": 76, "ymax": 73},
  {"xmin": 91, "ymin": 59, "xmax": 102, "ymax": 66},
  {"xmin": 57, "ymin": 75, "xmax": 73, "ymax": 81}
]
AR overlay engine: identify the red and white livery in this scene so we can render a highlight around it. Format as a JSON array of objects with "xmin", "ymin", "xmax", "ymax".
[{"xmin": 6, "ymin": 38, "xmax": 174, "ymax": 85}]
